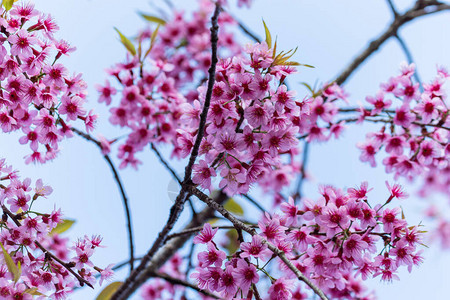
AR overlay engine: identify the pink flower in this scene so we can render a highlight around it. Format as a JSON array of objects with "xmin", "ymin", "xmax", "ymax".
[
  {"xmin": 245, "ymin": 103, "xmax": 271, "ymax": 128},
  {"xmin": 99, "ymin": 264, "xmax": 115, "ymax": 286},
  {"xmin": 198, "ymin": 242, "xmax": 226, "ymax": 267},
  {"xmin": 414, "ymin": 96, "xmax": 442, "ymax": 123},
  {"xmin": 7, "ymin": 29, "xmax": 37, "ymax": 59},
  {"xmin": 393, "ymin": 105, "xmax": 415, "ymax": 127},
  {"xmin": 258, "ymin": 214, "xmax": 287, "ymax": 242},
  {"xmin": 286, "ymin": 227, "xmax": 315, "ymax": 252},
  {"xmin": 59, "ymin": 95, "xmax": 86, "ymax": 121},
  {"xmin": 96, "ymin": 81, "xmax": 117, "ymax": 105},
  {"xmin": 218, "ymin": 265, "xmax": 238, "ymax": 299},
  {"xmin": 347, "ymin": 181, "xmax": 372, "ymax": 201},
  {"xmin": 280, "ymin": 197, "xmax": 299, "ymax": 226},
  {"xmin": 192, "ymin": 160, "xmax": 216, "ymax": 191},
  {"xmin": 268, "ymin": 278, "xmax": 294, "ymax": 300},
  {"xmin": 318, "ymin": 204, "xmax": 350, "ymax": 237},
  {"xmin": 240, "ymin": 235, "xmax": 272, "ymax": 261},
  {"xmin": 42, "ymin": 64, "xmax": 67, "ymax": 88},
  {"xmin": 357, "ymin": 140, "xmax": 379, "ymax": 167},
  {"xmin": 343, "ymin": 234, "xmax": 368, "ymax": 259},
  {"xmin": 381, "ymin": 207, "xmax": 401, "ymax": 233},
  {"xmin": 194, "ymin": 223, "xmax": 218, "ymax": 244},
  {"xmin": 233, "ymin": 259, "xmax": 259, "ymax": 295},
  {"xmin": 385, "ymin": 181, "xmax": 408, "ymax": 200},
  {"xmin": 365, "ymin": 92, "xmax": 392, "ymax": 114}
]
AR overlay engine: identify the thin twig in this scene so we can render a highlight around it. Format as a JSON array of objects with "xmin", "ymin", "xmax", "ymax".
[
  {"xmin": 386, "ymin": 0, "xmax": 399, "ymax": 17},
  {"xmin": 183, "ymin": 241, "xmax": 196, "ymax": 295},
  {"xmin": 394, "ymin": 33, "xmax": 423, "ymax": 90},
  {"xmin": 234, "ymin": 17, "xmax": 261, "ymax": 43},
  {"xmin": 384, "ymin": 0, "xmax": 423, "ymax": 90},
  {"xmin": 242, "ymin": 194, "xmax": 266, "ymax": 213},
  {"xmin": 150, "ymin": 143, "xmax": 181, "ymax": 184},
  {"xmin": 149, "ymin": 144, "xmax": 197, "ymax": 216},
  {"xmin": 71, "ymin": 128, "xmax": 135, "ymax": 273}
]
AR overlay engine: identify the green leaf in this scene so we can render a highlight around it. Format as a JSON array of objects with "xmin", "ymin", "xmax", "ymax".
[
  {"xmin": 299, "ymin": 63, "xmax": 315, "ymax": 68},
  {"xmin": 300, "ymin": 82, "xmax": 315, "ymax": 94},
  {"xmin": 114, "ymin": 28, "xmax": 136, "ymax": 56},
  {"xmin": 139, "ymin": 13, "xmax": 166, "ymax": 25},
  {"xmin": 207, "ymin": 218, "xmax": 219, "ymax": 225},
  {"xmin": 224, "ymin": 198, "xmax": 244, "ymax": 216},
  {"xmin": 2, "ymin": 0, "xmax": 14, "ymax": 11},
  {"xmin": 144, "ymin": 24, "xmax": 161, "ymax": 59},
  {"xmin": 225, "ymin": 229, "xmax": 240, "ymax": 254},
  {"xmin": 15, "ymin": 261, "xmax": 21, "ymax": 283},
  {"xmin": 96, "ymin": 281, "xmax": 123, "ymax": 300},
  {"xmin": 0, "ymin": 242, "xmax": 19, "ymax": 282},
  {"xmin": 262, "ymin": 20, "xmax": 272, "ymax": 49},
  {"xmin": 24, "ymin": 288, "xmax": 44, "ymax": 296},
  {"xmin": 50, "ymin": 219, "xmax": 75, "ymax": 235}
]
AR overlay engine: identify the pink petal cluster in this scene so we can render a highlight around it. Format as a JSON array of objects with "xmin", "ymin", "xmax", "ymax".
[
  {"xmin": 356, "ymin": 63, "xmax": 449, "ymax": 197},
  {"xmin": 191, "ymin": 183, "xmax": 424, "ymax": 299},
  {"xmin": 0, "ymin": 3, "xmax": 95, "ymax": 164},
  {"xmin": 0, "ymin": 158, "xmax": 111, "ymax": 299},
  {"xmin": 97, "ymin": 1, "xmax": 242, "ymax": 169}
]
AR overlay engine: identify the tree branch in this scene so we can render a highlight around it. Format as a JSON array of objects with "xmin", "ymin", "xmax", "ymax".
[
  {"xmin": 115, "ymin": 191, "xmax": 228, "ymax": 298},
  {"xmin": 71, "ymin": 128, "xmax": 135, "ymax": 273},
  {"xmin": 335, "ymin": 2, "xmax": 450, "ymax": 85}
]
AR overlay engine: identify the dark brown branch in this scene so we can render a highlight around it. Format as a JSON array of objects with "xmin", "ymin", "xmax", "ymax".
[
  {"xmin": 111, "ymin": 5, "xmax": 221, "ymax": 299},
  {"xmin": 71, "ymin": 128, "xmax": 135, "ymax": 273},
  {"xmin": 335, "ymin": 2, "xmax": 450, "ymax": 85},
  {"xmin": 1, "ymin": 205, "xmax": 94, "ymax": 289},
  {"xmin": 386, "ymin": 0, "xmax": 399, "ymax": 17},
  {"xmin": 116, "ymin": 191, "xmax": 228, "ymax": 298}
]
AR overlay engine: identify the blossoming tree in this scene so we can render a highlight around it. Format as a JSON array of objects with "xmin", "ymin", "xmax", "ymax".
[{"xmin": 0, "ymin": 0, "xmax": 449, "ymax": 299}]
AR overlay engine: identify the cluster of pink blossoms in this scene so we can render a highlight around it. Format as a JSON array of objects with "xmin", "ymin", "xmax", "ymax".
[
  {"xmin": 356, "ymin": 63, "xmax": 449, "ymax": 196},
  {"xmin": 0, "ymin": 158, "xmax": 112, "ymax": 299},
  {"xmin": 0, "ymin": 3, "xmax": 95, "ymax": 164},
  {"xmin": 191, "ymin": 183, "xmax": 424, "ymax": 299},
  {"xmin": 98, "ymin": 0, "xmax": 349, "ymax": 195},
  {"xmin": 183, "ymin": 42, "xmax": 348, "ymax": 196},
  {"xmin": 96, "ymin": 0, "xmax": 242, "ymax": 169}
]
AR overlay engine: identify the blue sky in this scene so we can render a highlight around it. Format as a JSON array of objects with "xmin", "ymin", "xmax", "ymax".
[{"xmin": 1, "ymin": 0, "xmax": 450, "ymax": 298}]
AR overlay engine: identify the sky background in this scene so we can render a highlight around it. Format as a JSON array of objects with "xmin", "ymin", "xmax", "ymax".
[{"xmin": 1, "ymin": 0, "xmax": 450, "ymax": 299}]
